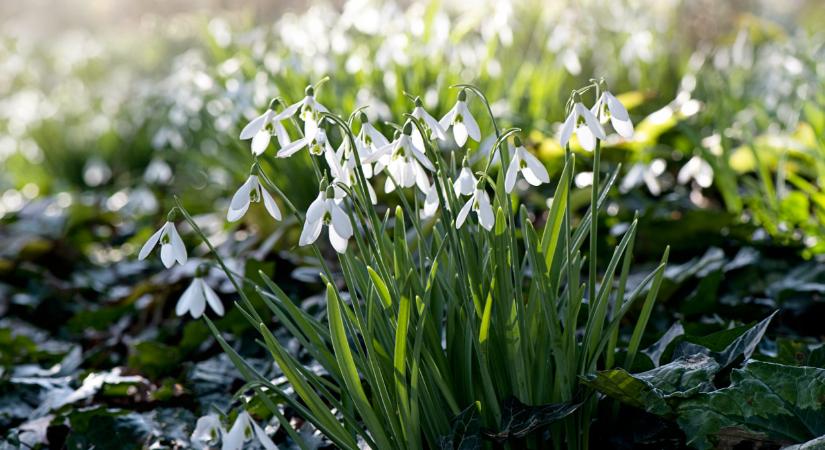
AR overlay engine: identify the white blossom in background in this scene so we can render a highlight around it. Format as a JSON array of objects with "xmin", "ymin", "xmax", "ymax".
[
  {"xmin": 592, "ymin": 91, "xmax": 634, "ymax": 138},
  {"xmin": 138, "ymin": 221, "xmax": 187, "ymax": 268},
  {"xmin": 221, "ymin": 411, "xmax": 277, "ymax": 450},
  {"xmin": 191, "ymin": 414, "xmax": 224, "ymax": 450},
  {"xmin": 456, "ymin": 187, "xmax": 494, "ymax": 231},
  {"xmin": 453, "ymin": 166, "xmax": 477, "ymax": 196},
  {"xmin": 504, "ymin": 138, "xmax": 550, "ymax": 193},
  {"xmin": 367, "ymin": 124, "xmax": 435, "ymax": 193},
  {"xmin": 677, "ymin": 156, "xmax": 713, "ymax": 188},
  {"xmin": 176, "ymin": 275, "xmax": 225, "ymax": 319},
  {"xmin": 300, "ymin": 189, "xmax": 354, "ymax": 254},
  {"xmin": 239, "ymin": 102, "xmax": 291, "ymax": 155},
  {"xmin": 560, "ymin": 102, "xmax": 606, "ymax": 151},
  {"xmin": 621, "ymin": 159, "xmax": 667, "ymax": 196},
  {"xmin": 440, "ymin": 90, "xmax": 481, "ymax": 147},
  {"xmin": 227, "ymin": 175, "xmax": 282, "ymax": 222}
]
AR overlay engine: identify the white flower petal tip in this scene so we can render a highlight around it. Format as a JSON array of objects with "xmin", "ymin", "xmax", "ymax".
[
  {"xmin": 176, "ymin": 277, "xmax": 225, "ymax": 319},
  {"xmin": 299, "ymin": 190, "xmax": 353, "ymax": 254},
  {"xmin": 505, "ymin": 146, "xmax": 549, "ymax": 193},
  {"xmin": 560, "ymin": 101, "xmax": 607, "ymax": 150},
  {"xmin": 226, "ymin": 175, "xmax": 282, "ymax": 223},
  {"xmin": 139, "ymin": 221, "xmax": 187, "ymax": 268},
  {"xmin": 456, "ymin": 188, "xmax": 495, "ymax": 231},
  {"xmin": 440, "ymin": 99, "xmax": 480, "ymax": 147}
]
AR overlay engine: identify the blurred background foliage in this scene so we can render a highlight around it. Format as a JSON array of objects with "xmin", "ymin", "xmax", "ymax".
[{"xmin": 1, "ymin": 0, "xmax": 824, "ymax": 448}]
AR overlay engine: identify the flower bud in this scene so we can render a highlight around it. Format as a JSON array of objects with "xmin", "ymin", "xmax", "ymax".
[
  {"xmin": 268, "ymin": 98, "xmax": 279, "ymax": 110},
  {"xmin": 403, "ymin": 121, "xmax": 413, "ymax": 136},
  {"xmin": 359, "ymin": 111, "xmax": 369, "ymax": 124},
  {"xmin": 305, "ymin": 85, "xmax": 314, "ymax": 96},
  {"xmin": 458, "ymin": 89, "xmax": 467, "ymax": 101},
  {"xmin": 513, "ymin": 135, "xmax": 523, "ymax": 147}
]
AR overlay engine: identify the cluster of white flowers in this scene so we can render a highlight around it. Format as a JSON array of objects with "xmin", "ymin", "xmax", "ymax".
[
  {"xmin": 139, "ymin": 81, "xmax": 635, "ymax": 328},
  {"xmin": 191, "ymin": 410, "xmax": 277, "ymax": 450}
]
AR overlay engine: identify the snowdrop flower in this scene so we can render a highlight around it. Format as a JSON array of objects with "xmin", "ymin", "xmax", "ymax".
[
  {"xmin": 420, "ymin": 182, "xmax": 442, "ymax": 219},
  {"xmin": 560, "ymin": 102, "xmax": 606, "ymax": 151},
  {"xmin": 176, "ymin": 267, "xmax": 225, "ymax": 318},
  {"xmin": 368, "ymin": 123, "xmax": 435, "ymax": 193},
  {"xmin": 326, "ymin": 147, "xmax": 377, "ymax": 204},
  {"xmin": 191, "ymin": 414, "xmax": 224, "ymax": 450},
  {"xmin": 677, "ymin": 156, "xmax": 713, "ymax": 188},
  {"xmin": 277, "ymin": 127, "xmax": 333, "ymax": 158},
  {"xmin": 299, "ymin": 187, "xmax": 354, "ymax": 254},
  {"xmin": 355, "ymin": 112, "xmax": 389, "ymax": 162},
  {"xmin": 410, "ymin": 97, "xmax": 447, "ymax": 150},
  {"xmin": 138, "ymin": 219, "xmax": 187, "ymax": 269},
  {"xmin": 239, "ymin": 99, "xmax": 291, "ymax": 156},
  {"xmin": 504, "ymin": 136, "xmax": 550, "ymax": 193},
  {"xmin": 456, "ymin": 185, "xmax": 495, "ymax": 231},
  {"xmin": 620, "ymin": 159, "xmax": 667, "ymax": 196},
  {"xmin": 453, "ymin": 164, "xmax": 477, "ymax": 196},
  {"xmin": 227, "ymin": 174, "xmax": 282, "ymax": 222},
  {"xmin": 440, "ymin": 89, "xmax": 481, "ymax": 147},
  {"xmin": 221, "ymin": 411, "xmax": 277, "ymax": 450},
  {"xmin": 592, "ymin": 91, "xmax": 634, "ymax": 138},
  {"xmin": 273, "ymin": 85, "xmax": 329, "ymax": 141}
]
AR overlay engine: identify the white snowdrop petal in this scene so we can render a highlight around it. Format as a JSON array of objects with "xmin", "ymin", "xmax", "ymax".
[
  {"xmin": 222, "ymin": 413, "xmax": 250, "ymax": 450},
  {"xmin": 202, "ymin": 282, "xmax": 225, "ymax": 317},
  {"xmin": 413, "ymin": 163, "xmax": 430, "ymax": 193},
  {"xmin": 261, "ymin": 188, "xmax": 282, "ymax": 221},
  {"xmin": 578, "ymin": 103, "xmax": 606, "ymax": 140},
  {"xmin": 453, "ymin": 122, "xmax": 468, "ymax": 147},
  {"xmin": 460, "ymin": 103, "xmax": 481, "ymax": 141},
  {"xmin": 328, "ymin": 225, "xmax": 349, "ymax": 253},
  {"xmin": 438, "ymin": 105, "xmax": 457, "ymax": 132},
  {"xmin": 605, "ymin": 92, "xmax": 630, "ymax": 121},
  {"xmin": 455, "ymin": 198, "xmax": 473, "ymax": 229},
  {"xmin": 611, "ymin": 116, "xmax": 634, "ymax": 138},
  {"xmin": 191, "ymin": 415, "xmax": 223, "ymax": 449},
  {"xmin": 251, "ymin": 130, "xmax": 271, "ymax": 155},
  {"xmin": 521, "ymin": 150, "xmax": 550, "ymax": 184},
  {"xmin": 477, "ymin": 191, "xmax": 495, "ymax": 231},
  {"xmin": 240, "ymin": 112, "xmax": 268, "ymax": 140},
  {"xmin": 167, "ymin": 222, "xmax": 187, "ymax": 265},
  {"xmin": 412, "ymin": 149, "xmax": 435, "ymax": 172},
  {"xmin": 504, "ymin": 156, "xmax": 520, "ymax": 193},
  {"xmin": 305, "ymin": 193, "xmax": 326, "ymax": 224},
  {"xmin": 454, "ymin": 168, "xmax": 476, "ymax": 196},
  {"xmin": 228, "ymin": 177, "xmax": 255, "ymax": 222},
  {"xmin": 423, "ymin": 110, "xmax": 447, "ymax": 140},
  {"xmin": 272, "ymin": 100, "xmax": 302, "ymax": 121},
  {"xmin": 299, "ymin": 219, "xmax": 324, "ymax": 246},
  {"xmin": 160, "ymin": 243, "xmax": 175, "ymax": 269},
  {"xmin": 138, "ymin": 226, "xmax": 164, "ymax": 260},
  {"xmin": 304, "ymin": 115, "xmax": 319, "ymax": 141},
  {"xmin": 273, "ymin": 121, "xmax": 291, "ymax": 147},
  {"xmin": 330, "ymin": 202, "xmax": 353, "ymax": 238},
  {"xmin": 190, "ymin": 280, "xmax": 207, "ymax": 319},
  {"xmin": 276, "ymin": 138, "xmax": 308, "ymax": 158},
  {"xmin": 576, "ymin": 125, "xmax": 596, "ymax": 151},
  {"xmin": 560, "ymin": 111, "xmax": 576, "ymax": 148},
  {"xmin": 176, "ymin": 279, "xmax": 200, "ymax": 316}
]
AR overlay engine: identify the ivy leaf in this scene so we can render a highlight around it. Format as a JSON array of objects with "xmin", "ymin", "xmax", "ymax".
[{"xmin": 677, "ymin": 361, "xmax": 825, "ymax": 450}]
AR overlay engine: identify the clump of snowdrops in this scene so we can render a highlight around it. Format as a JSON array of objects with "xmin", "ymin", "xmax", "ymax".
[{"xmin": 139, "ymin": 77, "xmax": 668, "ymax": 449}]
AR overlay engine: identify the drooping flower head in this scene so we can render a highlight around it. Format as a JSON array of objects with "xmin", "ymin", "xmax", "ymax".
[
  {"xmin": 368, "ymin": 121, "xmax": 435, "ymax": 194},
  {"xmin": 239, "ymin": 98, "xmax": 292, "ymax": 156},
  {"xmin": 190, "ymin": 414, "xmax": 224, "ymax": 450},
  {"xmin": 504, "ymin": 135, "xmax": 550, "ymax": 193},
  {"xmin": 218, "ymin": 410, "xmax": 277, "ymax": 450},
  {"xmin": 560, "ymin": 101, "xmax": 606, "ymax": 151},
  {"xmin": 592, "ymin": 91, "xmax": 634, "ymax": 138},
  {"xmin": 138, "ymin": 216, "xmax": 187, "ymax": 269},
  {"xmin": 226, "ymin": 173, "xmax": 282, "ymax": 222},
  {"xmin": 440, "ymin": 89, "xmax": 481, "ymax": 147},
  {"xmin": 456, "ymin": 181, "xmax": 495, "ymax": 231},
  {"xmin": 299, "ymin": 184, "xmax": 354, "ymax": 254},
  {"xmin": 176, "ymin": 264, "xmax": 225, "ymax": 319},
  {"xmin": 453, "ymin": 160, "xmax": 477, "ymax": 197},
  {"xmin": 411, "ymin": 96, "xmax": 447, "ymax": 145},
  {"xmin": 273, "ymin": 84, "xmax": 329, "ymax": 140}
]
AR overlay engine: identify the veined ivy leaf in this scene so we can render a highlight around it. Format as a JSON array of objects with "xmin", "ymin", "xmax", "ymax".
[{"xmin": 676, "ymin": 361, "xmax": 825, "ymax": 450}]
